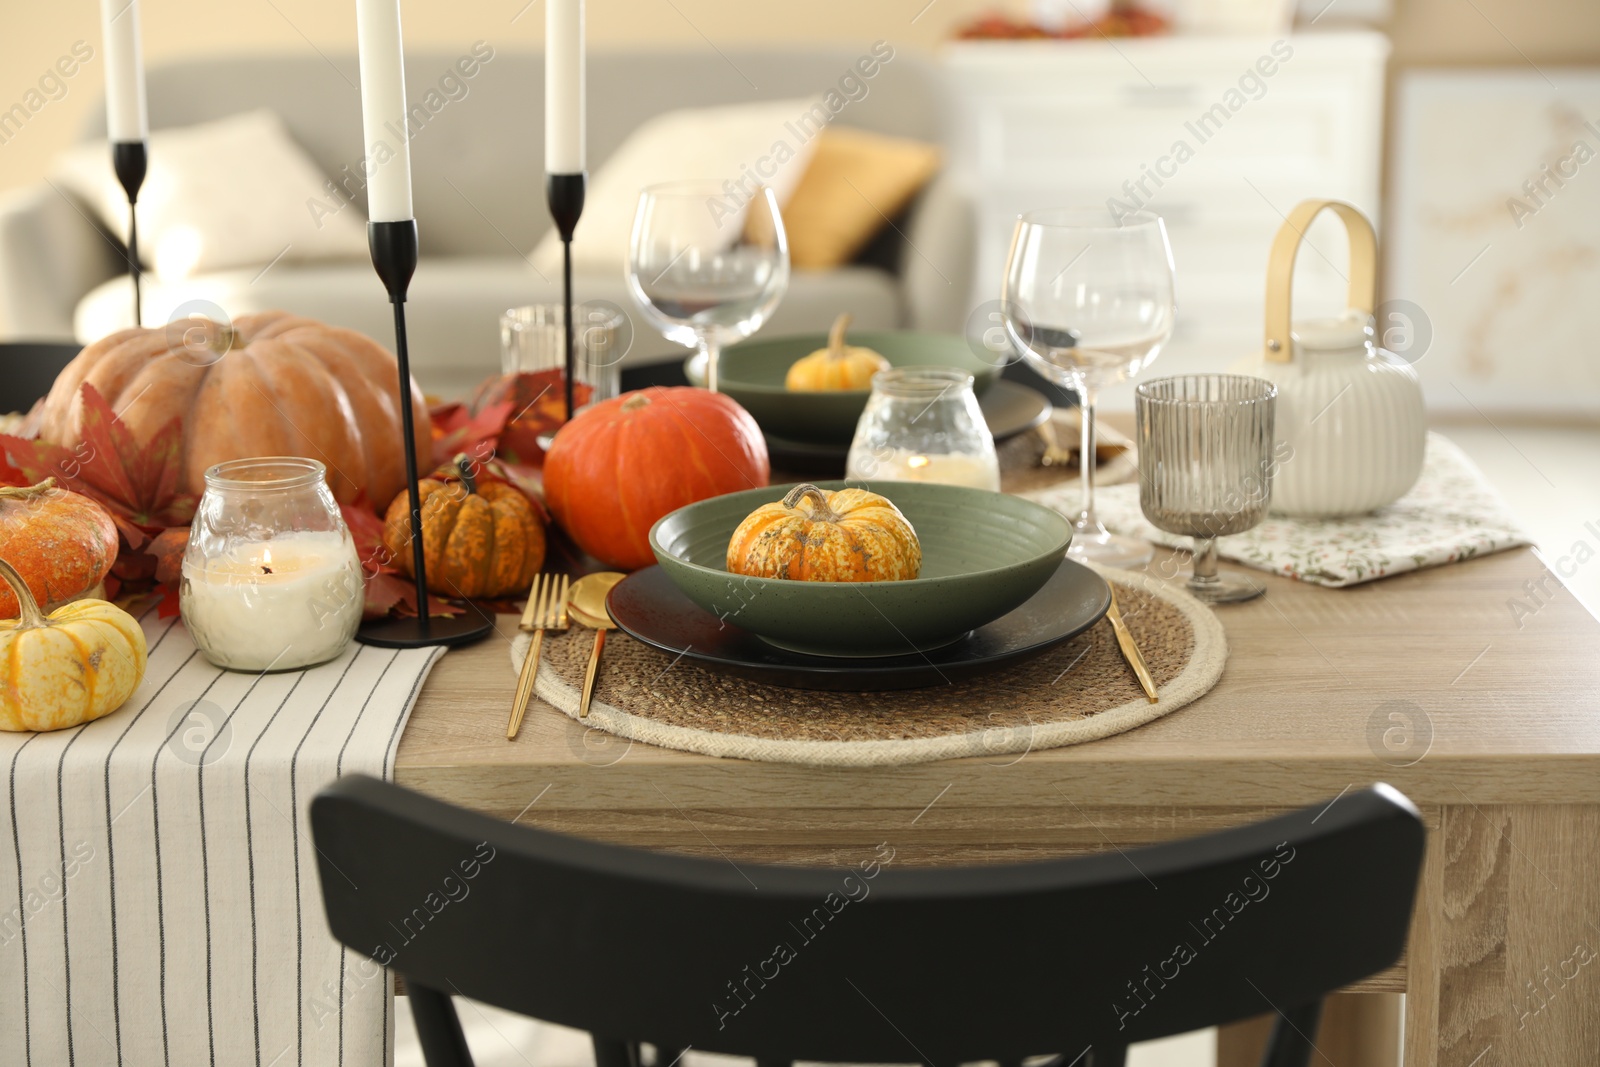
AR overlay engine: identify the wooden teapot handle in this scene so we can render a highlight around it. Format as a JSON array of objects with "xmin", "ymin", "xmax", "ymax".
[{"xmin": 1262, "ymin": 198, "xmax": 1377, "ymax": 363}]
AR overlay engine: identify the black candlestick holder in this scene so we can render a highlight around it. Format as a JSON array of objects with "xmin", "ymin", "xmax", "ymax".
[
  {"xmin": 112, "ymin": 141, "xmax": 146, "ymax": 327},
  {"xmin": 545, "ymin": 172, "xmax": 586, "ymax": 421},
  {"xmin": 357, "ymin": 219, "xmax": 494, "ymax": 650}
]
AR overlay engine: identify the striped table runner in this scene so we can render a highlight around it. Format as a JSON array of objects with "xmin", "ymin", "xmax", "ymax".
[{"xmin": 0, "ymin": 608, "xmax": 445, "ymax": 1067}]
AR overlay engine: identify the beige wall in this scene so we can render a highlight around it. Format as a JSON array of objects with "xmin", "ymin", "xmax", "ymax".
[
  {"xmin": 0, "ymin": 0, "xmax": 996, "ymax": 194},
  {"xmin": 2, "ymin": 0, "xmax": 1597, "ymax": 195}
]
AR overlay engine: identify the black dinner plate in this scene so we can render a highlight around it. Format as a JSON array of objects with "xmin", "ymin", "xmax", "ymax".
[
  {"xmin": 605, "ymin": 557, "xmax": 1110, "ymax": 691},
  {"xmin": 763, "ymin": 378, "xmax": 1052, "ymax": 476}
]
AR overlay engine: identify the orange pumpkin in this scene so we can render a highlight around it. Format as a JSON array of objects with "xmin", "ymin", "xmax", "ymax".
[
  {"xmin": 36, "ymin": 310, "xmax": 430, "ymax": 508},
  {"xmin": 727, "ymin": 483, "xmax": 921, "ymax": 582},
  {"xmin": 382, "ymin": 459, "xmax": 544, "ymax": 598},
  {"xmin": 0, "ymin": 479, "xmax": 119, "ymax": 617},
  {"xmin": 544, "ymin": 387, "xmax": 769, "ymax": 571}
]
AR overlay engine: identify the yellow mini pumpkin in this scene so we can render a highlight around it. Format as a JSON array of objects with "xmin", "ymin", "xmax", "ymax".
[
  {"xmin": 0, "ymin": 557, "xmax": 147, "ymax": 732},
  {"xmin": 727, "ymin": 483, "xmax": 921, "ymax": 582},
  {"xmin": 784, "ymin": 313, "xmax": 890, "ymax": 391}
]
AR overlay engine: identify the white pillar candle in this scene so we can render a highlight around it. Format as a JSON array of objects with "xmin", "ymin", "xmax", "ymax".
[
  {"xmin": 354, "ymin": 0, "xmax": 414, "ymax": 222},
  {"xmin": 851, "ymin": 450, "xmax": 1002, "ymax": 491},
  {"xmin": 99, "ymin": 0, "xmax": 148, "ymax": 143},
  {"xmin": 545, "ymin": 0, "xmax": 585, "ymax": 174},
  {"xmin": 180, "ymin": 531, "xmax": 364, "ymax": 672}
]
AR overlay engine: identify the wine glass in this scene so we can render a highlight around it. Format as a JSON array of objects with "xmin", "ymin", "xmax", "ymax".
[
  {"xmin": 1135, "ymin": 374, "xmax": 1278, "ymax": 603},
  {"xmin": 1002, "ymin": 208, "xmax": 1176, "ymax": 568},
  {"xmin": 627, "ymin": 181, "xmax": 789, "ymax": 393}
]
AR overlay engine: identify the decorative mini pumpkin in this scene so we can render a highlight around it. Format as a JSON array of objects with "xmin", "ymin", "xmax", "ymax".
[
  {"xmin": 36, "ymin": 310, "xmax": 430, "ymax": 508},
  {"xmin": 784, "ymin": 314, "xmax": 890, "ymax": 391},
  {"xmin": 0, "ymin": 556, "xmax": 147, "ymax": 732},
  {"xmin": 0, "ymin": 478, "xmax": 119, "ymax": 617},
  {"xmin": 545, "ymin": 387, "xmax": 770, "ymax": 571},
  {"xmin": 727, "ymin": 483, "xmax": 921, "ymax": 582},
  {"xmin": 382, "ymin": 457, "xmax": 544, "ymax": 598}
]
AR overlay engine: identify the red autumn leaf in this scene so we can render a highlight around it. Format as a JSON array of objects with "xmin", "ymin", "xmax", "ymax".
[
  {"xmin": 147, "ymin": 527, "xmax": 192, "ymax": 588},
  {"xmin": 0, "ymin": 383, "xmax": 196, "ymax": 535},
  {"xmin": 430, "ymin": 399, "xmax": 514, "ymax": 470},
  {"xmin": 362, "ymin": 571, "xmax": 463, "ymax": 620},
  {"xmin": 340, "ymin": 495, "xmax": 390, "ymax": 568}
]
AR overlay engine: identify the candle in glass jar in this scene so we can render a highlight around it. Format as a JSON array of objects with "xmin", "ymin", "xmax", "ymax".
[
  {"xmin": 860, "ymin": 450, "xmax": 1001, "ymax": 491},
  {"xmin": 180, "ymin": 530, "xmax": 363, "ymax": 671}
]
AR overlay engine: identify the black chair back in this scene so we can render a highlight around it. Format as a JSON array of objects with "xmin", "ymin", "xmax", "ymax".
[
  {"xmin": 0, "ymin": 341, "xmax": 81, "ymax": 414},
  {"xmin": 311, "ymin": 778, "xmax": 1423, "ymax": 1067}
]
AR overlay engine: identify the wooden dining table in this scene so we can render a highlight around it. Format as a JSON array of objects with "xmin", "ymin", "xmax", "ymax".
[{"xmin": 392, "ymin": 502, "xmax": 1600, "ymax": 1067}]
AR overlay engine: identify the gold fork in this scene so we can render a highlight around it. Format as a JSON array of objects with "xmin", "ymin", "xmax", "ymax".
[{"xmin": 507, "ymin": 573, "xmax": 569, "ymax": 740}]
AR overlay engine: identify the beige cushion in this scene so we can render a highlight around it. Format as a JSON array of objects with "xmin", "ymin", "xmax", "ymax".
[
  {"xmin": 52, "ymin": 109, "xmax": 368, "ymax": 281},
  {"xmin": 780, "ymin": 126, "xmax": 941, "ymax": 270},
  {"xmin": 531, "ymin": 97, "xmax": 822, "ymax": 275}
]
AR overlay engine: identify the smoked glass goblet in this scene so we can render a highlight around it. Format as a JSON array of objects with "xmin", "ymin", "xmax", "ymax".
[{"xmin": 1134, "ymin": 374, "xmax": 1277, "ymax": 603}]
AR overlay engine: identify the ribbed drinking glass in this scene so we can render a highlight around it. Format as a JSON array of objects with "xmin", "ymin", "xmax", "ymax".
[{"xmin": 1134, "ymin": 374, "xmax": 1278, "ymax": 603}]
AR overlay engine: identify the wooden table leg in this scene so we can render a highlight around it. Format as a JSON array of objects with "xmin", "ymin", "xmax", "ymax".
[
  {"xmin": 1406, "ymin": 803, "xmax": 1600, "ymax": 1065},
  {"xmin": 1216, "ymin": 994, "xmax": 1400, "ymax": 1067},
  {"xmin": 1216, "ymin": 1013, "xmax": 1273, "ymax": 1066}
]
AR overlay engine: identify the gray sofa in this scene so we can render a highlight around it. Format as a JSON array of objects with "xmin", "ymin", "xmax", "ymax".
[{"xmin": 0, "ymin": 48, "xmax": 973, "ymax": 396}]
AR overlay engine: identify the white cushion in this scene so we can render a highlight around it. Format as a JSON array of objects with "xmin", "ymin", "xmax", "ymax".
[
  {"xmin": 531, "ymin": 97, "xmax": 823, "ymax": 277},
  {"xmin": 52, "ymin": 109, "xmax": 368, "ymax": 282}
]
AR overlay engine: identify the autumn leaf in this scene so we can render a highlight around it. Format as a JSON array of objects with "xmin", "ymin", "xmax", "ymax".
[
  {"xmin": 147, "ymin": 527, "xmax": 191, "ymax": 587},
  {"xmin": 430, "ymin": 399, "xmax": 514, "ymax": 470},
  {"xmin": 0, "ymin": 383, "xmax": 196, "ymax": 537}
]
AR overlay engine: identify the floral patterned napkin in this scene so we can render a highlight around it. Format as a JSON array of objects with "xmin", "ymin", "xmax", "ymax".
[{"xmin": 1025, "ymin": 433, "xmax": 1530, "ymax": 588}]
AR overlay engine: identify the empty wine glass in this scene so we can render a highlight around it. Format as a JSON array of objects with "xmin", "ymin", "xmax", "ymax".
[
  {"xmin": 1002, "ymin": 208, "xmax": 1176, "ymax": 568},
  {"xmin": 1135, "ymin": 374, "xmax": 1278, "ymax": 603},
  {"xmin": 627, "ymin": 181, "xmax": 789, "ymax": 393}
]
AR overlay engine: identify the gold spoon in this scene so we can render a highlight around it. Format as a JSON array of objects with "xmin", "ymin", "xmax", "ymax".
[{"xmin": 568, "ymin": 572, "xmax": 624, "ymax": 718}]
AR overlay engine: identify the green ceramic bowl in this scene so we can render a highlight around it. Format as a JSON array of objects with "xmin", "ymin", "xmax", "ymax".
[
  {"xmin": 649, "ymin": 481, "xmax": 1073, "ymax": 658},
  {"xmin": 684, "ymin": 331, "xmax": 1000, "ymax": 445}
]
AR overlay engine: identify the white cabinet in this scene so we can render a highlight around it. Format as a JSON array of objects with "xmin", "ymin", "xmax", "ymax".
[{"xmin": 944, "ymin": 31, "xmax": 1389, "ymax": 395}]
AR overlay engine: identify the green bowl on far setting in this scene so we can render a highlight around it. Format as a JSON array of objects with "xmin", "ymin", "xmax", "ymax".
[
  {"xmin": 684, "ymin": 331, "xmax": 1000, "ymax": 445},
  {"xmin": 648, "ymin": 480, "xmax": 1072, "ymax": 658}
]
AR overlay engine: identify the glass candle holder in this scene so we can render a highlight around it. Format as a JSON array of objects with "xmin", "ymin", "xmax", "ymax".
[
  {"xmin": 180, "ymin": 457, "xmax": 363, "ymax": 671},
  {"xmin": 845, "ymin": 367, "xmax": 1001, "ymax": 491},
  {"xmin": 492, "ymin": 303, "xmax": 628, "ymax": 461},
  {"xmin": 501, "ymin": 302, "xmax": 627, "ymax": 408}
]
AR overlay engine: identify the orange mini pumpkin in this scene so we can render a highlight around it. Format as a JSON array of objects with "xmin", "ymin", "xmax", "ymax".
[
  {"xmin": 727, "ymin": 483, "xmax": 921, "ymax": 582},
  {"xmin": 0, "ymin": 478, "xmax": 119, "ymax": 617},
  {"xmin": 382, "ymin": 459, "xmax": 544, "ymax": 598}
]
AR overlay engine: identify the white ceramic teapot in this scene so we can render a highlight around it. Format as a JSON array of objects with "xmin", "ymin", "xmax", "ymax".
[{"xmin": 1231, "ymin": 199, "xmax": 1425, "ymax": 519}]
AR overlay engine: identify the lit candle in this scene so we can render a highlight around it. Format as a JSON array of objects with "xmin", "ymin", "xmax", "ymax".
[
  {"xmin": 354, "ymin": 0, "xmax": 414, "ymax": 222},
  {"xmin": 545, "ymin": 0, "xmax": 585, "ymax": 174},
  {"xmin": 858, "ymin": 450, "xmax": 1002, "ymax": 491},
  {"xmin": 99, "ymin": 0, "xmax": 148, "ymax": 143},
  {"xmin": 180, "ymin": 531, "xmax": 363, "ymax": 671}
]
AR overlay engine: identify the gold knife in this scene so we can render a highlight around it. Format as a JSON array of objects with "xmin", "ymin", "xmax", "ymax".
[{"xmin": 1106, "ymin": 587, "xmax": 1158, "ymax": 704}]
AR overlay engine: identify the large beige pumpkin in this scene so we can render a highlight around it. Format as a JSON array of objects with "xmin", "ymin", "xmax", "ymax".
[{"xmin": 36, "ymin": 310, "xmax": 430, "ymax": 508}]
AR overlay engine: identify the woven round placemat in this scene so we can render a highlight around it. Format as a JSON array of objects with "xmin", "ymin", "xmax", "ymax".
[{"xmin": 510, "ymin": 562, "xmax": 1225, "ymax": 766}]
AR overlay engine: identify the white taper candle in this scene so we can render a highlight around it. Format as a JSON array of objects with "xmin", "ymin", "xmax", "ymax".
[
  {"xmin": 99, "ymin": 0, "xmax": 148, "ymax": 143},
  {"xmin": 545, "ymin": 0, "xmax": 585, "ymax": 174},
  {"xmin": 354, "ymin": 0, "xmax": 414, "ymax": 222}
]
